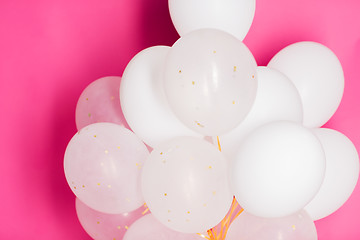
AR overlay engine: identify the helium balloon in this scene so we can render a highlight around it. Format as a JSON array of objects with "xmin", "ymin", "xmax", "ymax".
[
  {"xmin": 220, "ymin": 66, "xmax": 303, "ymax": 159},
  {"xmin": 268, "ymin": 41, "xmax": 344, "ymax": 128},
  {"xmin": 141, "ymin": 136, "xmax": 233, "ymax": 233},
  {"xmin": 231, "ymin": 121, "xmax": 326, "ymax": 218},
  {"xmin": 305, "ymin": 128, "xmax": 359, "ymax": 220},
  {"xmin": 168, "ymin": 0, "xmax": 256, "ymax": 41},
  {"xmin": 75, "ymin": 198, "xmax": 148, "ymax": 240},
  {"xmin": 64, "ymin": 123, "xmax": 149, "ymax": 214},
  {"xmin": 120, "ymin": 46, "xmax": 200, "ymax": 148},
  {"xmin": 226, "ymin": 210, "xmax": 317, "ymax": 240},
  {"xmin": 164, "ymin": 29, "xmax": 257, "ymax": 136},
  {"xmin": 75, "ymin": 76, "xmax": 129, "ymax": 131},
  {"xmin": 123, "ymin": 214, "xmax": 203, "ymax": 240}
]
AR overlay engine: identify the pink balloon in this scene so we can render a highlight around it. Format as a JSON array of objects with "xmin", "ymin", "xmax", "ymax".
[
  {"xmin": 123, "ymin": 214, "xmax": 204, "ymax": 240},
  {"xmin": 75, "ymin": 76, "xmax": 129, "ymax": 131},
  {"xmin": 64, "ymin": 122, "xmax": 149, "ymax": 214},
  {"xmin": 75, "ymin": 198, "xmax": 149, "ymax": 240}
]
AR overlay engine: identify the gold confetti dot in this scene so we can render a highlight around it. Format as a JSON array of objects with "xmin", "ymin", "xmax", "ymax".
[
  {"xmin": 82, "ymin": 185, "xmax": 85, "ymax": 188},
  {"xmin": 117, "ymin": 226, "xmax": 121, "ymax": 230},
  {"xmin": 168, "ymin": 210, "xmax": 171, "ymax": 213},
  {"xmin": 203, "ymin": 203, "xmax": 207, "ymax": 207},
  {"xmin": 192, "ymin": 81, "xmax": 195, "ymax": 85},
  {"xmin": 212, "ymin": 191, "xmax": 216, "ymax": 196},
  {"xmin": 104, "ymin": 150, "xmax": 109, "ymax": 154},
  {"xmin": 234, "ymin": 66, "xmax": 237, "ymax": 72},
  {"xmin": 252, "ymin": 75, "xmax": 255, "ymax": 79},
  {"xmin": 125, "ymin": 226, "xmax": 129, "ymax": 230},
  {"xmin": 136, "ymin": 163, "xmax": 142, "ymax": 169},
  {"xmin": 94, "ymin": 135, "xmax": 97, "ymax": 138},
  {"xmin": 160, "ymin": 152, "xmax": 163, "ymax": 155},
  {"xmin": 97, "ymin": 183, "xmax": 101, "ymax": 186},
  {"xmin": 213, "ymin": 50, "xmax": 216, "ymax": 54},
  {"xmin": 97, "ymin": 221, "xmax": 100, "ymax": 224},
  {"xmin": 88, "ymin": 113, "xmax": 91, "ymax": 117},
  {"xmin": 107, "ymin": 184, "xmax": 112, "ymax": 188},
  {"xmin": 73, "ymin": 186, "xmax": 77, "ymax": 189},
  {"xmin": 164, "ymin": 193, "xmax": 168, "ymax": 197},
  {"xmin": 195, "ymin": 121, "xmax": 204, "ymax": 128},
  {"xmin": 86, "ymin": 98, "xmax": 89, "ymax": 101},
  {"xmin": 113, "ymin": 238, "xmax": 116, "ymax": 240},
  {"xmin": 187, "ymin": 211, "xmax": 190, "ymax": 214},
  {"xmin": 179, "ymin": 70, "xmax": 182, "ymax": 74},
  {"xmin": 168, "ymin": 219, "xmax": 171, "ymax": 222},
  {"xmin": 292, "ymin": 225, "xmax": 296, "ymax": 230},
  {"xmin": 208, "ymin": 166, "xmax": 212, "ymax": 169},
  {"xmin": 117, "ymin": 146, "xmax": 121, "ymax": 149}
]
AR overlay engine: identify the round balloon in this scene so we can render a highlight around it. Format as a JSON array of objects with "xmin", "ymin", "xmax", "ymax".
[
  {"xmin": 268, "ymin": 41, "xmax": 344, "ymax": 128},
  {"xmin": 64, "ymin": 123, "xmax": 149, "ymax": 214},
  {"xmin": 123, "ymin": 214, "xmax": 203, "ymax": 240},
  {"xmin": 231, "ymin": 121, "xmax": 326, "ymax": 218},
  {"xmin": 75, "ymin": 198, "xmax": 148, "ymax": 240},
  {"xmin": 164, "ymin": 29, "xmax": 258, "ymax": 136},
  {"xmin": 168, "ymin": 0, "xmax": 256, "ymax": 40},
  {"xmin": 120, "ymin": 46, "xmax": 200, "ymax": 148},
  {"xmin": 220, "ymin": 66, "xmax": 303, "ymax": 159},
  {"xmin": 226, "ymin": 210, "xmax": 317, "ymax": 240},
  {"xmin": 305, "ymin": 128, "xmax": 359, "ymax": 220},
  {"xmin": 75, "ymin": 76, "xmax": 129, "ymax": 131},
  {"xmin": 141, "ymin": 136, "xmax": 233, "ymax": 233}
]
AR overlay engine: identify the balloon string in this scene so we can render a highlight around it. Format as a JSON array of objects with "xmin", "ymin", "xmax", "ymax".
[
  {"xmin": 202, "ymin": 197, "xmax": 243, "ymax": 240},
  {"xmin": 142, "ymin": 203, "xmax": 149, "ymax": 215},
  {"xmin": 217, "ymin": 136, "xmax": 222, "ymax": 152}
]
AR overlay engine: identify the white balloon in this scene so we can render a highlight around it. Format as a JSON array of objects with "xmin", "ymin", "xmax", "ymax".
[
  {"xmin": 220, "ymin": 66, "xmax": 303, "ymax": 159},
  {"xmin": 141, "ymin": 136, "xmax": 233, "ymax": 233},
  {"xmin": 305, "ymin": 128, "xmax": 359, "ymax": 220},
  {"xmin": 268, "ymin": 41, "xmax": 344, "ymax": 128},
  {"xmin": 168, "ymin": 0, "xmax": 256, "ymax": 40},
  {"xmin": 231, "ymin": 121, "xmax": 326, "ymax": 218},
  {"xmin": 120, "ymin": 46, "xmax": 200, "ymax": 148},
  {"xmin": 164, "ymin": 29, "xmax": 258, "ymax": 136}
]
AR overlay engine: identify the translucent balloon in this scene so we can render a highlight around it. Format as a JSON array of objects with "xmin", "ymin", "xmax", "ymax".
[
  {"xmin": 120, "ymin": 46, "xmax": 200, "ymax": 148},
  {"xmin": 268, "ymin": 41, "xmax": 344, "ymax": 128},
  {"xmin": 164, "ymin": 29, "xmax": 258, "ymax": 136},
  {"xmin": 305, "ymin": 128, "xmax": 359, "ymax": 220},
  {"xmin": 64, "ymin": 123, "xmax": 149, "ymax": 214},
  {"xmin": 226, "ymin": 210, "xmax": 318, "ymax": 240},
  {"xmin": 123, "ymin": 214, "xmax": 203, "ymax": 240},
  {"xmin": 75, "ymin": 198, "xmax": 148, "ymax": 240},
  {"xmin": 220, "ymin": 66, "xmax": 303, "ymax": 159},
  {"xmin": 75, "ymin": 76, "xmax": 129, "ymax": 131},
  {"xmin": 231, "ymin": 121, "xmax": 326, "ymax": 218},
  {"xmin": 168, "ymin": 0, "xmax": 256, "ymax": 41},
  {"xmin": 141, "ymin": 136, "xmax": 233, "ymax": 233}
]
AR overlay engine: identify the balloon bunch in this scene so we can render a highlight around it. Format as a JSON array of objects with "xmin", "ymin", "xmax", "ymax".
[{"xmin": 64, "ymin": 1, "xmax": 359, "ymax": 240}]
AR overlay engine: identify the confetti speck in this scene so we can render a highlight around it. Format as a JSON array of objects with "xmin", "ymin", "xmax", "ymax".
[
  {"xmin": 179, "ymin": 70, "xmax": 182, "ymax": 74},
  {"xmin": 117, "ymin": 226, "xmax": 121, "ymax": 230},
  {"xmin": 88, "ymin": 113, "xmax": 91, "ymax": 117},
  {"xmin": 212, "ymin": 191, "xmax": 216, "ymax": 196},
  {"xmin": 208, "ymin": 166, "xmax": 212, "ymax": 169},
  {"xmin": 94, "ymin": 135, "xmax": 97, "ymax": 138},
  {"xmin": 117, "ymin": 146, "xmax": 121, "ymax": 149},
  {"xmin": 125, "ymin": 226, "xmax": 129, "ymax": 230},
  {"xmin": 213, "ymin": 50, "xmax": 216, "ymax": 54},
  {"xmin": 97, "ymin": 183, "xmax": 101, "ymax": 186},
  {"xmin": 164, "ymin": 193, "xmax": 168, "ymax": 197},
  {"xmin": 97, "ymin": 221, "xmax": 100, "ymax": 224},
  {"xmin": 86, "ymin": 98, "xmax": 89, "ymax": 101},
  {"xmin": 234, "ymin": 66, "xmax": 237, "ymax": 72},
  {"xmin": 232, "ymin": 100, "xmax": 235, "ymax": 104},
  {"xmin": 104, "ymin": 150, "xmax": 109, "ymax": 154},
  {"xmin": 192, "ymin": 81, "xmax": 195, "ymax": 85},
  {"xmin": 107, "ymin": 184, "xmax": 112, "ymax": 188},
  {"xmin": 292, "ymin": 225, "xmax": 296, "ymax": 230}
]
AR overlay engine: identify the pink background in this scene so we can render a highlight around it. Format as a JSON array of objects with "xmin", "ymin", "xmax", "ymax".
[{"xmin": 1, "ymin": 0, "xmax": 359, "ymax": 239}]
